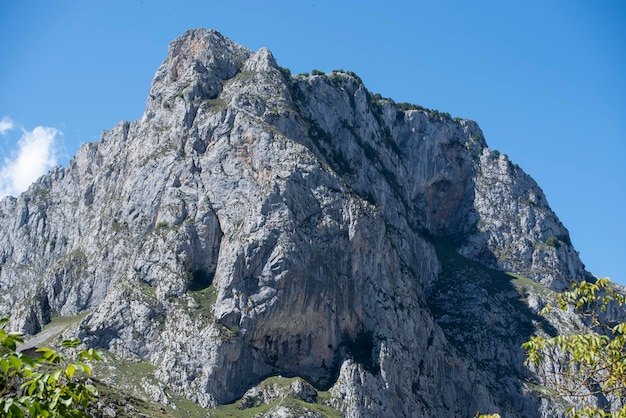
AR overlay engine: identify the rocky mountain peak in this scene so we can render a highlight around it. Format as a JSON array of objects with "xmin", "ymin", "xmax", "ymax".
[
  {"xmin": 0, "ymin": 29, "xmax": 597, "ymax": 416},
  {"xmin": 243, "ymin": 47, "xmax": 278, "ymax": 72},
  {"xmin": 145, "ymin": 28, "xmax": 252, "ymax": 118}
]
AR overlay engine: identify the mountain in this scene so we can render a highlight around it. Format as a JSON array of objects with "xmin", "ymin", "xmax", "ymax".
[{"xmin": 0, "ymin": 29, "xmax": 599, "ymax": 417}]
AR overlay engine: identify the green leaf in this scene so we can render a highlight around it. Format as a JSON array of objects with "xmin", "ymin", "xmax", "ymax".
[
  {"xmin": 27, "ymin": 379, "xmax": 37, "ymax": 396},
  {"xmin": 61, "ymin": 339, "xmax": 81, "ymax": 349},
  {"xmin": 2, "ymin": 397, "xmax": 13, "ymax": 413},
  {"xmin": 9, "ymin": 354, "xmax": 22, "ymax": 371},
  {"xmin": 66, "ymin": 363, "xmax": 76, "ymax": 378},
  {"xmin": 2, "ymin": 335, "xmax": 17, "ymax": 351},
  {"xmin": 0, "ymin": 358, "xmax": 10, "ymax": 374},
  {"xmin": 612, "ymin": 322, "xmax": 626, "ymax": 335},
  {"xmin": 60, "ymin": 396, "xmax": 73, "ymax": 407},
  {"xmin": 85, "ymin": 384, "xmax": 98, "ymax": 395},
  {"xmin": 68, "ymin": 361, "xmax": 90, "ymax": 375}
]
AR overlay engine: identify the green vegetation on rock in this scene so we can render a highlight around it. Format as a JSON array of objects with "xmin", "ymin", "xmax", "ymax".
[{"xmin": 210, "ymin": 376, "xmax": 341, "ymax": 418}]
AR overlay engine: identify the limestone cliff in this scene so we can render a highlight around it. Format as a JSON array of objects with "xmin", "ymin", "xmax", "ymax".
[{"xmin": 0, "ymin": 29, "xmax": 596, "ymax": 417}]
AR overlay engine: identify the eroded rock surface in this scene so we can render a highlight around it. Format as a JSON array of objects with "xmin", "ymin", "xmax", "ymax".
[{"xmin": 0, "ymin": 29, "xmax": 595, "ymax": 417}]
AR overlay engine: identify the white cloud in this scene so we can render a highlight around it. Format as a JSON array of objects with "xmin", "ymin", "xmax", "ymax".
[
  {"xmin": 0, "ymin": 125, "xmax": 60, "ymax": 198},
  {"xmin": 0, "ymin": 116, "xmax": 14, "ymax": 135}
]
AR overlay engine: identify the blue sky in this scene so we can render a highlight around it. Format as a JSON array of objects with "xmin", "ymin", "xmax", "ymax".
[{"xmin": 0, "ymin": 1, "xmax": 624, "ymax": 283}]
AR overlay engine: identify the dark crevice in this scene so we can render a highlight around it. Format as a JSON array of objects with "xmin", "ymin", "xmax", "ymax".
[
  {"xmin": 187, "ymin": 268, "xmax": 214, "ymax": 291},
  {"xmin": 342, "ymin": 330, "xmax": 379, "ymax": 375}
]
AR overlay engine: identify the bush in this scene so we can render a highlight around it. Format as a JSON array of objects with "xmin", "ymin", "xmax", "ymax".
[
  {"xmin": 346, "ymin": 71, "xmax": 363, "ymax": 84},
  {"xmin": 545, "ymin": 236, "xmax": 561, "ymax": 248},
  {"xmin": 523, "ymin": 278, "xmax": 626, "ymax": 417},
  {"xmin": 0, "ymin": 318, "xmax": 102, "ymax": 417},
  {"xmin": 427, "ymin": 109, "xmax": 452, "ymax": 121},
  {"xmin": 397, "ymin": 102, "xmax": 427, "ymax": 112}
]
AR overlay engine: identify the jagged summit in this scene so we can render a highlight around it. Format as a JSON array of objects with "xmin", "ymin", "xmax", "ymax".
[
  {"xmin": 145, "ymin": 29, "xmax": 252, "ymax": 118},
  {"xmin": 0, "ymin": 29, "xmax": 594, "ymax": 416}
]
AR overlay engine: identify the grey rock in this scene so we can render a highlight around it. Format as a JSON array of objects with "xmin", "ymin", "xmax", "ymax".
[
  {"xmin": 0, "ymin": 28, "xmax": 604, "ymax": 417},
  {"xmin": 239, "ymin": 376, "xmax": 318, "ymax": 409}
]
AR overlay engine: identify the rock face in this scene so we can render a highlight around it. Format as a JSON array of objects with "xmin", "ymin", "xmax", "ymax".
[{"xmin": 0, "ymin": 29, "xmax": 596, "ymax": 416}]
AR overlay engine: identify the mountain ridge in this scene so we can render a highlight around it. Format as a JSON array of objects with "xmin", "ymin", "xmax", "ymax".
[{"xmin": 0, "ymin": 28, "xmax": 597, "ymax": 416}]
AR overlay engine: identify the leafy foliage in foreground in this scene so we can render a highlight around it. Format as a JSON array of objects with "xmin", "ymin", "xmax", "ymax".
[
  {"xmin": 523, "ymin": 278, "xmax": 626, "ymax": 417},
  {"xmin": 0, "ymin": 318, "xmax": 102, "ymax": 417}
]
